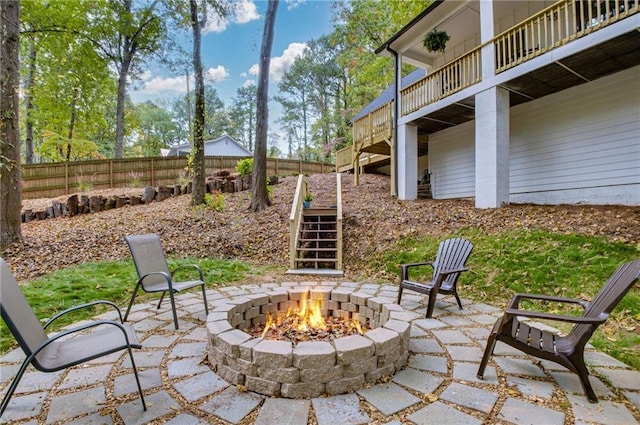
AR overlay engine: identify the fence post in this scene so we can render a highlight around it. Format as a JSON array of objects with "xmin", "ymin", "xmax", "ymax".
[
  {"xmin": 109, "ymin": 160, "xmax": 113, "ymax": 188},
  {"xmin": 65, "ymin": 163, "xmax": 69, "ymax": 194},
  {"xmin": 151, "ymin": 158, "xmax": 155, "ymax": 186}
]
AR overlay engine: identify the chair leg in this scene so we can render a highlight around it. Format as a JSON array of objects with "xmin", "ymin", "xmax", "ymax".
[
  {"xmin": 477, "ymin": 331, "xmax": 498, "ymax": 379},
  {"xmin": 124, "ymin": 284, "xmax": 141, "ymax": 322},
  {"xmin": 201, "ymin": 284, "xmax": 209, "ymax": 316},
  {"xmin": 453, "ymin": 292, "xmax": 463, "ymax": 310},
  {"xmin": 168, "ymin": 291, "xmax": 179, "ymax": 330},
  {"xmin": 126, "ymin": 346, "xmax": 147, "ymax": 411},
  {"xmin": 0, "ymin": 358, "xmax": 31, "ymax": 417},
  {"xmin": 157, "ymin": 291, "xmax": 167, "ymax": 309},
  {"xmin": 425, "ymin": 288, "xmax": 438, "ymax": 318},
  {"xmin": 397, "ymin": 285, "xmax": 404, "ymax": 304},
  {"xmin": 573, "ymin": 356, "xmax": 598, "ymax": 403}
]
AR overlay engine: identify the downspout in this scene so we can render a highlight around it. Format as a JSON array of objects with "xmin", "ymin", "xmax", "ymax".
[{"xmin": 386, "ymin": 45, "xmax": 400, "ymax": 197}]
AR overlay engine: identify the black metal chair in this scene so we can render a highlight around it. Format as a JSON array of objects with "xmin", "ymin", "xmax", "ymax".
[
  {"xmin": 0, "ymin": 257, "xmax": 146, "ymax": 417},
  {"xmin": 397, "ymin": 237, "xmax": 473, "ymax": 318},
  {"xmin": 477, "ymin": 259, "xmax": 640, "ymax": 403},
  {"xmin": 124, "ymin": 233, "xmax": 208, "ymax": 330}
]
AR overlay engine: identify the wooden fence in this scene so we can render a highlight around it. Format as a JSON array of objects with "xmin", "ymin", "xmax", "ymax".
[{"xmin": 21, "ymin": 156, "xmax": 332, "ymax": 199}]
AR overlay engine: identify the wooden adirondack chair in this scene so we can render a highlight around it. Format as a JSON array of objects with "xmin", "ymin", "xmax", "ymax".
[
  {"xmin": 477, "ymin": 259, "xmax": 640, "ymax": 403},
  {"xmin": 397, "ymin": 238, "xmax": 473, "ymax": 318}
]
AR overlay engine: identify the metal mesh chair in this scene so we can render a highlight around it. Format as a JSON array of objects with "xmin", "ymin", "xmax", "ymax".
[
  {"xmin": 0, "ymin": 257, "xmax": 146, "ymax": 417},
  {"xmin": 124, "ymin": 233, "xmax": 208, "ymax": 330}
]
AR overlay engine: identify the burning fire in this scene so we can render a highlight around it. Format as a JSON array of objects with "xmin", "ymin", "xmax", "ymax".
[{"xmin": 260, "ymin": 295, "xmax": 364, "ymax": 340}]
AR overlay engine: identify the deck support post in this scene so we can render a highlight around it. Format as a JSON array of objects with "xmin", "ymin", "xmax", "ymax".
[{"xmin": 397, "ymin": 123, "xmax": 418, "ymax": 200}]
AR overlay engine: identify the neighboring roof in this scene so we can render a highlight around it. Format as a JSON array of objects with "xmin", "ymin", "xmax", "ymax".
[
  {"xmin": 351, "ymin": 68, "xmax": 427, "ymax": 123},
  {"xmin": 168, "ymin": 134, "xmax": 252, "ymax": 157},
  {"xmin": 374, "ymin": 1, "xmax": 444, "ymax": 55}
]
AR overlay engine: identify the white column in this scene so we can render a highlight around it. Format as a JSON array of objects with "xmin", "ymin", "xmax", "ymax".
[
  {"xmin": 397, "ymin": 123, "xmax": 418, "ymax": 200},
  {"xmin": 479, "ymin": 0, "xmax": 496, "ymax": 80},
  {"xmin": 475, "ymin": 86, "xmax": 509, "ymax": 208}
]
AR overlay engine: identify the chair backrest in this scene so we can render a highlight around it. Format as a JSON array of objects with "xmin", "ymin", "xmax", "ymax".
[
  {"xmin": 125, "ymin": 234, "xmax": 172, "ymax": 288},
  {"xmin": 571, "ymin": 259, "xmax": 640, "ymax": 344},
  {"xmin": 0, "ymin": 258, "xmax": 49, "ymax": 359},
  {"xmin": 432, "ymin": 238, "xmax": 474, "ymax": 289}
]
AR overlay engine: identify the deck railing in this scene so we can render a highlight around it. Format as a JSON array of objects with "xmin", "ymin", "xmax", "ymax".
[
  {"xmin": 401, "ymin": 46, "xmax": 482, "ymax": 116},
  {"xmin": 495, "ymin": 0, "xmax": 639, "ymax": 73},
  {"xmin": 352, "ymin": 101, "xmax": 393, "ymax": 146}
]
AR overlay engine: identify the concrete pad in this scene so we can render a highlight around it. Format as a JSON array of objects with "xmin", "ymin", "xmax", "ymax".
[
  {"xmin": 392, "ymin": 368, "xmax": 444, "ymax": 394},
  {"xmin": 567, "ymin": 394, "xmax": 638, "ymax": 425},
  {"xmin": 200, "ymin": 386, "xmax": 264, "ymax": 424},
  {"xmin": 407, "ymin": 401, "xmax": 482, "ymax": 425},
  {"xmin": 117, "ymin": 391, "xmax": 180, "ymax": 425},
  {"xmin": 255, "ymin": 398, "xmax": 310, "ymax": 425},
  {"xmin": 312, "ymin": 394, "xmax": 369, "ymax": 425},
  {"xmin": 173, "ymin": 371, "xmax": 229, "ymax": 402},
  {"xmin": 498, "ymin": 398, "xmax": 565, "ymax": 425},
  {"xmin": 408, "ymin": 354, "xmax": 449, "ymax": 374},
  {"xmin": 357, "ymin": 382, "xmax": 420, "ymax": 416},
  {"xmin": 46, "ymin": 386, "xmax": 105, "ymax": 423},
  {"xmin": 439, "ymin": 382, "xmax": 498, "ymax": 413}
]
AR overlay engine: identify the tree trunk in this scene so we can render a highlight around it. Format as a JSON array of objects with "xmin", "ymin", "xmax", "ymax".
[
  {"xmin": 0, "ymin": 0, "xmax": 23, "ymax": 249},
  {"xmin": 251, "ymin": 0, "xmax": 279, "ymax": 212},
  {"xmin": 189, "ymin": 0, "xmax": 205, "ymax": 205},
  {"xmin": 24, "ymin": 39, "xmax": 36, "ymax": 164},
  {"xmin": 114, "ymin": 0, "xmax": 134, "ymax": 159}
]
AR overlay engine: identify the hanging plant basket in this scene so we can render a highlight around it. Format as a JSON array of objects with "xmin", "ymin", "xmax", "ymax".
[{"xmin": 423, "ymin": 29, "xmax": 450, "ymax": 54}]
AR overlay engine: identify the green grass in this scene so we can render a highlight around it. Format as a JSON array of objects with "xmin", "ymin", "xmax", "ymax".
[
  {"xmin": 0, "ymin": 258, "xmax": 251, "ymax": 353},
  {"xmin": 384, "ymin": 228, "xmax": 640, "ymax": 369}
]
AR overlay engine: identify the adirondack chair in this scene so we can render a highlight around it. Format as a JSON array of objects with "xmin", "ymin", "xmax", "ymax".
[
  {"xmin": 124, "ymin": 233, "xmax": 209, "ymax": 330},
  {"xmin": 0, "ymin": 258, "xmax": 146, "ymax": 417},
  {"xmin": 477, "ymin": 259, "xmax": 640, "ymax": 403},
  {"xmin": 397, "ymin": 238, "xmax": 473, "ymax": 318}
]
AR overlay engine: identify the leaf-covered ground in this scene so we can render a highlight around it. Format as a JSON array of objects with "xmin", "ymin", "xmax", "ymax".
[{"xmin": 4, "ymin": 173, "xmax": 640, "ymax": 282}]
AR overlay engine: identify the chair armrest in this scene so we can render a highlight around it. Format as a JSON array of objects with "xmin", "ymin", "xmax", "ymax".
[
  {"xmin": 509, "ymin": 293, "xmax": 590, "ymax": 310},
  {"xmin": 504, "ymin": 308, "xmax": 608, "ymax": 325},
  {"xmin": 44, "ymin": 300, "xmax": 124, "ymax": 330},
  {"xmin": 436, "ymin": 267, "xmax": 468, "ymax": 276},
  {"xmin": 171, "ymin": 264, "xmax": 204, "ymax": 281},
  {"xmin": 400, "ymin": 262, "xmax": 434, "ymax": 281}
]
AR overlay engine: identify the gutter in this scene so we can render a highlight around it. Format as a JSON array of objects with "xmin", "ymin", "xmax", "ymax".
[{"xmin": 386, "ymin": 45, "xmax": 400, "ymax": 198}]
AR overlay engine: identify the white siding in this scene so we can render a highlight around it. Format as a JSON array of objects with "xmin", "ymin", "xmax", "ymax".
[
  {"xmin": 509, "ymin": 65, "xmax": 640, "ymax": 205},
  {"xmin": 428, "ymin": 121, "xmax": 475, "ymax": 199},
  {"xmin": 426, "ymin": 65, "xmax": 639, "ymax": 205}
]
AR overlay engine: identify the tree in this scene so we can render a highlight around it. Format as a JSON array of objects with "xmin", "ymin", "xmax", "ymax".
[
  {"xmin": 229, "ymin": 84, "xmax": 257, "ymax": 150},
  {"xmin": 251, "ymin": 0, "xmax": 278, "ymax": 212},
  {"xmin": 91, "ymin": 0, "xmax": 165, "ymax": 159},
  {"xmin": 131, "ymin": 101, "xmax": 182, "ymax": 156},
  {"xmin": 1, "ymin": 0, "xmax": 22, "ymax": 249}
]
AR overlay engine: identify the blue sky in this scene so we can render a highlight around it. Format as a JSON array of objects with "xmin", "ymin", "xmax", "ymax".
[{"xmin": 131, "ymin": 1, "xmax": 336, "ymax": 114}]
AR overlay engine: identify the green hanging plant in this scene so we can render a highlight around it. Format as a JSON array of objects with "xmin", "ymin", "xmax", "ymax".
[{"xmin": 423, "ymin": 28, "xmax": 451, "ymax": 54}]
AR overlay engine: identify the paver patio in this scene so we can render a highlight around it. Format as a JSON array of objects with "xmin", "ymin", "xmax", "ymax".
[{"xmin": 1, "ymin": 280, "xmax": 639, "ymax": 424}]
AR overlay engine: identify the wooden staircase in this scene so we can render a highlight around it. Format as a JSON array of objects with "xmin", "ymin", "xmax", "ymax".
[
  {"xmin": 295, "ymin": 207, "xmax": 339, "ymax": 270},
  {"xmin": 287, "ymin": 174, "xmax": 343, "ymax": 276}
]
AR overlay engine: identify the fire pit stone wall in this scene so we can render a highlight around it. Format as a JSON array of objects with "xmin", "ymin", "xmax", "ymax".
[{"xmin": 207, "ymin": 286, "xmax": 411, "ymax": 398}]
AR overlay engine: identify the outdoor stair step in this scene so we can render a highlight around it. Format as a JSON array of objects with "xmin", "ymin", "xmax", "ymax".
[
  {"xmin": 296, "ymin": 247, "xmax": 338, "ymax": 252},
  {"xmin": 299, "ymin": 238, "xmax": 338, "ymax": 242}
]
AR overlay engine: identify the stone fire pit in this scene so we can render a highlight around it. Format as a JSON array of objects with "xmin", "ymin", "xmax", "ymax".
[{"xmin": 206, "ymin": 287, "xmax": 411, "ymax": 398}]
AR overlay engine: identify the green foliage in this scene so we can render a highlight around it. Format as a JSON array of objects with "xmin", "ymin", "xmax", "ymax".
[
  {"xmin": 0, "ymin": 258, "xmax": 251, "ymax": 353},
  {"xmin": 304, "ymin": 192, "xmax": 313, "ymax": 202},
  {"xmin": 236, "ymin": 158, "xmax": 254, "ymax": 176},
  {"xmin": 204, "ymin": 191, "xmax": 224, "ymax": 211},
  {"xmin": 128, "ymin": 171, "xmax": 143, "ymax": 188},
  {"xmin": 423, "ymin": 28, "xmax": 451, "ymax": 54},
  {"xmin": 384, "ymin": 228, "xmax": 640, "ymax": 369}
]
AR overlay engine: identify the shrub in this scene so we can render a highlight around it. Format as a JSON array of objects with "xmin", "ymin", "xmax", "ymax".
[
  {"xmin": 204, "ymin": 191, "xmax": 224, "ymax": 211},
  {"xmin": 236, "ymin": 158, "xmax": 253, "ymax": 176}
]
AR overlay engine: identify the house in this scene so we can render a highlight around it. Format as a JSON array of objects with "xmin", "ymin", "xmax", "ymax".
[
  {"xmin": 342, "ymin": 0, "xmax": 639, "ymax": 207},
  {"xmin": 167, "ymin": 134, "xmax": 252, "ymax": 157}
]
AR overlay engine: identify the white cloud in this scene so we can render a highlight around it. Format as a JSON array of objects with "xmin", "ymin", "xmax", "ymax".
[
  {"xmin": 136, "ymin": 66, "xmax": 228, "ymax": 96},
  {"xmin": 285, "ymin": 0, "xmax": 305, "ymax": 11},
  {"xmin": 204, "ymin": 13, "xmax": 228, "ymax": 33},
  {"xmin": 249, "ymin": 42, "xmax": 308, "ymax": 82},
  {"xmin": 242, "ymin": 79, "xmax": 255, "ymax": 88},
  {"xmin": 203, "ymin": 0, "xmax": 260, "ymax": 34},
  {"xmin": 205, "ymin": 65, "xmax": 229, "ymax": 82},
  {"xmin": 139, "ymin": 75, "xmax": 189, "ymax": 95},
  {"xmin": 234, "ymin": 0, "xmax": 261, "ymax": 24}
]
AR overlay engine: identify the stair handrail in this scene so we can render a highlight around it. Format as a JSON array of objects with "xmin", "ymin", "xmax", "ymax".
[
  {"xmin": 335, "ymin": 173, "xmax": 343, "ymax": 271},
  {"xmin": 289, "ymin": 174, "xmax": 308, "ymax": 270}
]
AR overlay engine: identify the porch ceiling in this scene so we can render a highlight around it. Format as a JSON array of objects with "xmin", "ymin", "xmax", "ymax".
[{"xmin": 410, "ymin": 31, "xmax": 640, "ymax": 135}]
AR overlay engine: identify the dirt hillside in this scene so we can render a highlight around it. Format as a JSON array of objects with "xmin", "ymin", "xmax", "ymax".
[{"xmin": 4, "ymin": 173, "xmax": 639, "ymax": 282}]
